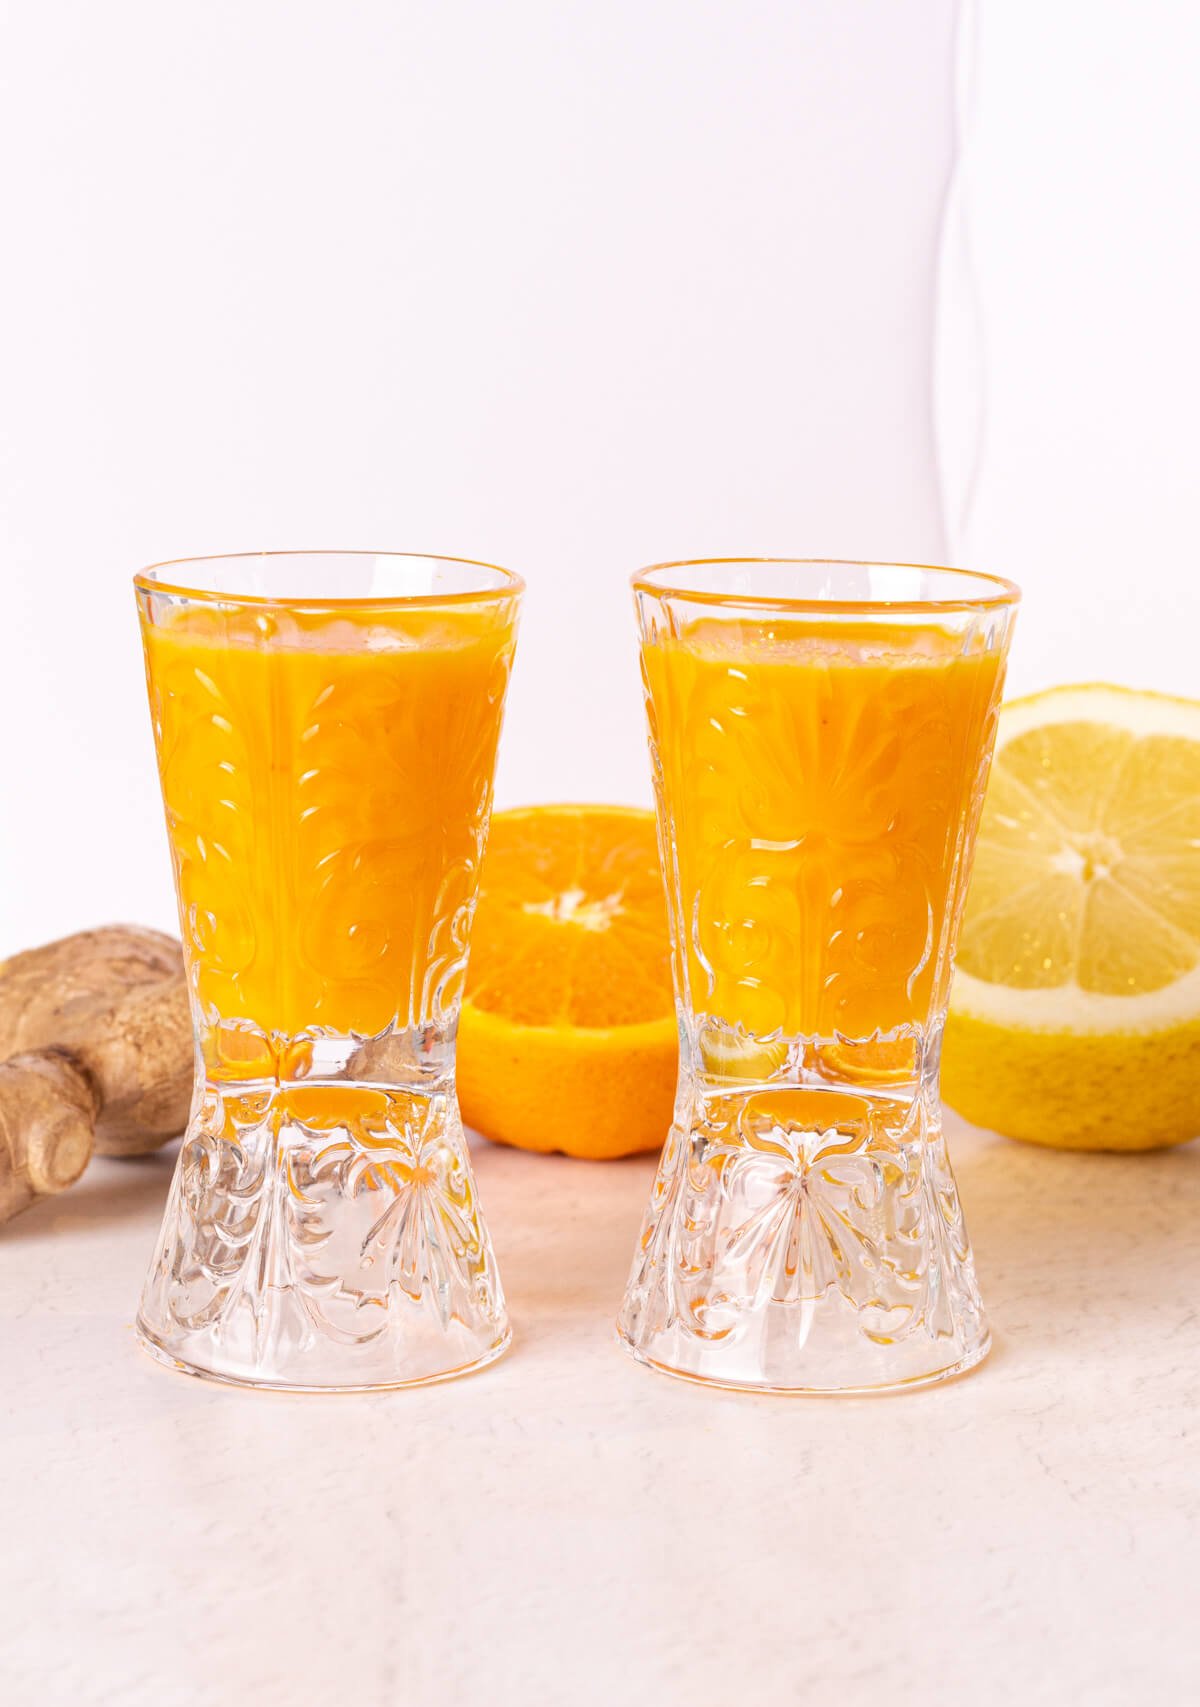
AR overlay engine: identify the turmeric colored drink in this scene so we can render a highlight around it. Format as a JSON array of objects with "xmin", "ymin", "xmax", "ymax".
[
  {"xmin": 619, "ymin": 560, "xmax": 1019, "ymax": 1395},
  {"xmin": 134, "ymin": 553, "xmax": 522, "ymax": 1393},
  {"xmin": 142, "ymin": 600, "xmax": 516, "ymax": 1061},
  {"xmin": 643, "ymin": 618, "xmax": 1003, "ymax": 1047}
]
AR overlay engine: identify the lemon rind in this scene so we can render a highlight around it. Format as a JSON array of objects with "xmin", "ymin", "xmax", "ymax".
[
  {"xmin": 949, "ymin": 963, "xmax": 1200, "ymax": 1035},
  {"xmin": 996, "ymin": 681, "xmax": 1200, "ymax": 743}
]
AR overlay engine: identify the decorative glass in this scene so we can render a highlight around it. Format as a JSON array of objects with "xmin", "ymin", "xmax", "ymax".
[
  {"xmin": 618, "ymin": 560, "xmax": 1019, "ymax": 1392},
  {"xmin": 135, "ymin": 552, "xmax": 522, "ymax": 1390}
]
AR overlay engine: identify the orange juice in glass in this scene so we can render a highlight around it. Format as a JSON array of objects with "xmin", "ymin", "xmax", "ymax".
[
  {"xmin": 619, "ymin": 560, "xmax": 1019, "ymax": 1393},
  {"xmin": 135, "ymin": 553, "xmax": 522, "ymax": 1391}
]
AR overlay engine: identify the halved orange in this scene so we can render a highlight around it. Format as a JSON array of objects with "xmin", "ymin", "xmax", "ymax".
[{"xmin": 458, "ymin": 805, "xmax": 677, "ymax": 1159}]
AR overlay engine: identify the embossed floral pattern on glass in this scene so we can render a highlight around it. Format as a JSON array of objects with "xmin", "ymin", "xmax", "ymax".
[
  {"xmin": 135, "ymin": 552, "xmax": 522, "ymax": 1390},
  {"xmin": 618, "ymin": 560, "xmax": 1019, "ymax": 1393}
]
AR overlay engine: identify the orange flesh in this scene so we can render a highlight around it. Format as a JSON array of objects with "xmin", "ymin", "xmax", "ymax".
[
  {"xmin": 464, "ymin": 807, "xmax": 674, "ymax": 1029},
  {"xmin": 141, "ymin": 601, "xmax": 516, "ymax": 1050},
  {"xmin": 642, "ymin": 618, "xmax": 1004, "ymax": 1040}
]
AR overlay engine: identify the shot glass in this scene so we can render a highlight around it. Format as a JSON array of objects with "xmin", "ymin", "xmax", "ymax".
[
  {"xmin": 618, "ymin": 560, "xmax": 1019, "ymax": 1392},
  {"xmin": 135, "ymin": 552, "xmax": 522, "ymax": 1390}
]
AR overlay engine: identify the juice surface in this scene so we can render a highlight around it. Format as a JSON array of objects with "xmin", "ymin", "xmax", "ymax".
[
  {"xmin": 643, "ymin": 617, "xmax": 1004, "ymax": 1042},
  {"xmin": 142, "ymin": 600, "xmax": 516, "ymax": 1051}
]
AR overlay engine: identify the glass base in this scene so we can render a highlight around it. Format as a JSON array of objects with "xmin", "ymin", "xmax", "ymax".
[
  {"xmin": 616, "ymin": 1078, "xmax": 989, "ymax": 1394},
  {"xmin": 136, "ymin": 1321, "xmax": 512, "ymax": 1394},
  {"xmin": 617, "ymin": 1334, "xmax": 990, "ymax": 1396},
  {"xmin": 138, "ymin": 1069, "xmax": 509, "ymax": 1391}
]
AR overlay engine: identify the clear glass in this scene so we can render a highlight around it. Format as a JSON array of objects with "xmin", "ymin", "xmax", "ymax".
[
  {"xmin": 134, "ymin": 552, "xmax": 523, "ymax": 1390},
  {"xmin": 618, "ymin": 559, "xmax": 1020, "ymax": 1392}
]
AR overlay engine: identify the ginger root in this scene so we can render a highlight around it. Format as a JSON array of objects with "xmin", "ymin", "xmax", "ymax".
[
  {"xmin": 0, "ymin": 926, "xmax": 193, "ymax": 1226},
  {"xmin": 0, "ymin": 1050, "xmax": 99, "ymax": 1222}
]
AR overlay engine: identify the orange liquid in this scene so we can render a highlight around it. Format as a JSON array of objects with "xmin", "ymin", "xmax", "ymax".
[
  {"xmin": 643, "ymin": 618, "xmax": 1003, "ymax": 1043},
  {"xmin": 142, "ymin": 601, "xmax": 516, "ymax": 1061}
]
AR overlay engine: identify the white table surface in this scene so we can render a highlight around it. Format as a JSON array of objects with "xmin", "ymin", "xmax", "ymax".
[{"xmin": 3, "ymin": 1116, "xmax": 1197, "ymax": 1707}]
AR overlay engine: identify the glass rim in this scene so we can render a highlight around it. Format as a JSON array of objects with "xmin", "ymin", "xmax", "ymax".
[
  {"xmin": 631, "ymin": 557, "xmax": 1020, "ymax": 615},
  {"xmin": 133, "ymin": 549, "xmax": 525, "ymax": 608}
]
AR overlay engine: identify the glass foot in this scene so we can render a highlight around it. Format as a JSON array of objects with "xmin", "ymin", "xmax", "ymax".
[
  {"xmin": 138, "ymin": 1078, "xmax": 510, "ymax": 1391},
  {"xmin": 136, "ymin": 1321, "xmax": 512, "ymax": 1394},
  {"xmin": 617, "ymin": 1331, "xmax": 991, "ymax": 1396},
  {"xmin": 617, "ymin": 1083, "xmax": 990, "ymax": 1393}
]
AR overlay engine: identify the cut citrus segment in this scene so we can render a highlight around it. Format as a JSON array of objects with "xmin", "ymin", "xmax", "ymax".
[
  {"xmin": 458, "ymin": 805, "xmax": 677, "ymax": 1159},
  {"xmin": 944, "ymin": 684, "xmax": 1200, "ymax": 1150},
  {"xmin": 698, "ymin": 1032, "xmax": 790, "ymax": 1081}
]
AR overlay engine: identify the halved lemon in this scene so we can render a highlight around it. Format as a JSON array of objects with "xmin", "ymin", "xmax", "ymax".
[
  {"xmin": 943, "ymin": 684, "xmax": 1200, "ymax": 1150},
  {"xmin": 458, "ymin": 805, "xmax": 677, "ymax": 1159}
]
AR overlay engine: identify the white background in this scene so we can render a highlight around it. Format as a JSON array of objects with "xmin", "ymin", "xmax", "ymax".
[
  {"xmin": 0, "ymin": 0, "xmax": 1196, "ymax": 950},
  {"xmin": 952, "ymin": 0, "xmax": 1200, "ymax": 700}
]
